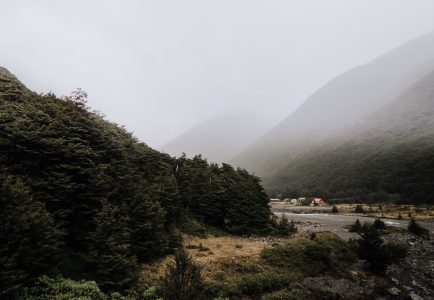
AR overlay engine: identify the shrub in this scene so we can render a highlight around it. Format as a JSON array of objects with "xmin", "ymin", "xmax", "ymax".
[
  {"xmin": 349, "ymin": 219, "xmax": 362, "ymax": 233},
  {"xmin": 276, "ymin": 216, "xmax": 298, "ymax": 236},
  {"xmin": 18, "ymin": 276, "xmax": 106, "ymax": 300},
  {"xmin": 355, "ymin": 224, "xmax": 392, "ymax": 274},
  {"xmin": 261, "ymin": 288, "xmax": 305, "ymax": 300},
  {"xmin": 408, "ymin": 219, "xmax": 430, "ymax": 238},
  {"xmin": 236, "ymin": 272, "xmax": 297, "ymax": 297},
  {"xmin": 331, "ymin": 205, "xmax": 339, "ymax": 213},
  {"xmin": 160, "ymin": 249, "xmax": 204, "ymax": 300},
  {"xmin": 355, "ymin": 205, "xmax": 364, "ymax": 213},
  {"xmin": 202, "ymin": 282, "xmax": 232, "ymax": 300},
  {"xmin": 373, "ymin": 219, "xmax": 386, "ymax": 230},
  {"xmin": 261, "ymin": 232, "xmax": 356, "ymax": 276},
  {"xmin": 383, "ymin": 243, "xmax": 408, "ymax": 263}
]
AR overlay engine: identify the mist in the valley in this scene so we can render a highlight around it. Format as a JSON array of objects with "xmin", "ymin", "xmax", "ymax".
[
  {"xmin": 1, "ymin": 0, "xmax": 434, "ymax": 159},
  {"xmin": 234, "ymin": 32, "xmax": 434, "ymax": 174}
]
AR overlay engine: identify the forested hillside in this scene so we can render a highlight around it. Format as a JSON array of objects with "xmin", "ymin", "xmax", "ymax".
[
  {"xmin": 0, "ymin": 69, "xmax": 273, "ymax": 298},
  {"xmin": 265, "ymin": 72, "xmax": 434, "ymax": 204},
  {"xmin": 233, "ymin": 32, "xmax": 434, "ymax": 176}
]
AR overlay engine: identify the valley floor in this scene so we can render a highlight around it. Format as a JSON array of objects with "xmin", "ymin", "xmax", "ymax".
[{"xmin": 141, "ymin": 216, "xmax": 434, "ymax": 299}]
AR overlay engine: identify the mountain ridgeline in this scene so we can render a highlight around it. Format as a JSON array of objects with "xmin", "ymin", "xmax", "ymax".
[
  {"xmin": 163, "ymin": 114, "xmax": 271, "ymax": 163},
  {"xmin": 233, "ymin": 32, "xmax": 434, "ymax": 204},
  {"xmin": 0, "ymin": 69, "xmax": 273, "ymax": 297},
  {"xmin": 264, "ymin": 71, "xmax": 434, "ymax": 203},
  {"xmin": 233, "ymin": 32, "xmax": 434, "ymax": 178}
]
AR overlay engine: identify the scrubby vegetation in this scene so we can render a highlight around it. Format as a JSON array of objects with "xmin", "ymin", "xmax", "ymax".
[
  {"xmin": 348, "ymin": 221, "xmax": 408, "ymax": 274},
  {"xmin": 160, "ymin": 250, "xmax": 204, "ymax": 300},
  {"xmin": 408, "ymin": 218, "xmax": 430, "ymax": 238},
  {"xmin": 261, "ymin": 232, "xmax": 357, "ymax": 276}
]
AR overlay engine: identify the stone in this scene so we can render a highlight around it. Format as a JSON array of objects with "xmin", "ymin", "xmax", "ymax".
[
  {"xmin": 388, "ymin": 287, "xmax": 401, "ymax": 296},
  {"xmin": 408, "ymin": 291, "xmax": 424, "ymax": 300}
]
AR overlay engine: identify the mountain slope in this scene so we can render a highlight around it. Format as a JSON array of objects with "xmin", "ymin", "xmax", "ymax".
[
  {"xmin": 163, "ymin": 114, "xmax": 271, "ymax": 163},
  {"xmin": 264, "ymin": 71, "xmax": 434, "ymax": 204},
  {"xmin": 232, "ymin": 32, "xmax": 434, "ymax": 176}
]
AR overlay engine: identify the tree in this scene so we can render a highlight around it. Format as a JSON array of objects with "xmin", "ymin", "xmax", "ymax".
[
  {"xmin": 161, "ymin": 249, "xmax": 204, "ymax": 300},
  {"xmin": 277, "ymin": 216, "xmax": 298, "ymax": 236},
  {"xmin": 331, "ymin": 205, "xmax": 339, "ymax": 213},
  {"xmin": 0, "ymin": 177, "xmax": 63, "ymax": 297},
  {"xmin": 88, "ymin": 203, "xmax": 138, "ymax": 292},
  {"xmin": 373, "ymin": 218, "xmax": 386, "ymax": 230},
  {"xmin": 349, "ymin": 219, "xmax": 362, "ymax": 233},
  {"xmin": 355, "ymin": 224, "xmax": 391, "ymax": 274},
  {"xmin": 408, "ymin": 218, "xmax": 429, "ymax": 238}
]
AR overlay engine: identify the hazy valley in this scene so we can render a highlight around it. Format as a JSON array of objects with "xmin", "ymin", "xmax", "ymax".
[{"xmin": 2, "ymin": 3, "xmax": 434, "ymax": 300}]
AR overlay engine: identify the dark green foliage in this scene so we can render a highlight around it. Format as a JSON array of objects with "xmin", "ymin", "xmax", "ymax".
[
  {"xmin": 87, "ymin": 203, "xmax": 138, "ymax": 292},
  {"xmin": 264, "ymin": 128, "xmax": 434, "ymax": 205},
  {"xmin": 373, "ymin": 218, "xmax": 386, "ymax": 230},
  {"xmin": 0, "ymin": 80, "xmax": 178, "ymax": 289},
  {"xmin": 408, "ymin": 219, "xmax": 430, "ymax": 238},
  {"xmin": 160, "ymin": 249, "xmax": 204, "ymax": 300},
  {"xmin": 331, "ymin": 205, "xmax": 339, "ymax": 213},
  {"xmin": 0, "ymin": 177, "xmax": 63, "ymax": 298},
  {"xmin": 349, "ymin": 219, "xmax": 362, "ymax": 233},
  {"xmin": 353, "ymin": 224, "xmax": 407, "ymax": 274},
  {"xmin": 236, "ymin": 272, "xmax": 297, "ymax": 298},
  {"xmin": 17, "ymin": 276, "xmax": 106, "ymax": 300},
  {"xmin": 261, "ymin": 289, "xmax": 305, "ymax": 300},
  {"xmin": 383, "ymin": 243, "xmax": 408, "ymax": 263},
  {"xmin": 0, "ymin": 71, "xmax": 274, "ymax": 295},
  {"xmin": 276, "ymin": 216, "xmax": 298, "ymax": 236},
  {"xmin": 261, "ymin": 232, "xmax": 357, "ymax": 276},
  {"xmin": 355, "ymin": 205, "xmax": 365, "ymax": 213},
  {"xmin": 176, "ymin": 157, "xmax": 272, "ymax": 234}
]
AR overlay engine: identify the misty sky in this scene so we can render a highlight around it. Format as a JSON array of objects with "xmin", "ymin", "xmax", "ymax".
[{"xmin": 1, "ymin": 1, "xmax": 434, "ymax": 148}]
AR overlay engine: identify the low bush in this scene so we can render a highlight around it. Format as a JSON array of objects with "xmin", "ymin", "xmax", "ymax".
[
  {"xmin": 383, "ymin": 243, "xmax": 408, "ymax": 263},
  {"xmin": 276, "ymin": 216, "xmax": 298, "ymax": 236},
  {"xmin": 354, "ymin": 224, "xmax": 407, "ymax": 274},
  {"xmin": 355, "ymin": 205, "xmax": 365, "ymax": 213},
  {"xmin": 261, "ymin": 288, "xmax": 305, "ymax": 300},
  {"xmin": 160, "ymin": 249, "xmax": 204, "ymax": 300},
  {"xmin": 408, "ymin": 219, "xmax": 430, "ymax": 238},
  {"xmin": 261, "ymin": 232, "xmax": 356, "ymax": 276},
  {"xmin": 236, "ymin": 272, "xmax": 298, "ymax": 298},
  {"xmin": 373, "ymin": 219, "xmax": 387, "ymax": 230},
  {"xmin": 18, "ymin": 276, "xmax": 106, "ymax": 300},
  {"xmin": 349, "ymin": 219, "xmax": 362, "ymax": 233},
  {"xmin": 331, "ymin": 205, "xmax": 339, "ymax": 213}
]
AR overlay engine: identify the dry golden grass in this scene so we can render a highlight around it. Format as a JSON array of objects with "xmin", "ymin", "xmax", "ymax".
[{"xmin": 140, "ymin": 233, "xmax": 292, "ymax": 284}]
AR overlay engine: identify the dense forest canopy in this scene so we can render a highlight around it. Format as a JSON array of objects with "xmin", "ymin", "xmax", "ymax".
[
  {"xmin": 264, "ymin": 72, "xmax": 434, "ymax": 204},
  {"xmin": 0, "ymin": 69, "xmax": 274, "ymax": 298}
]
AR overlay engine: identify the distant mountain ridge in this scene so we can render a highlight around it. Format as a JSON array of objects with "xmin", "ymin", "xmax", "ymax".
[
  {"xmin": 264, "ymin": 70, "xmax": 434, "ymax": 203},
  {"xmin": 163, "ymin": 113, "xmax": 272, "ymax": 163},
  {"xmin": 232, "ymin": 32, "xmax": 434, "ymax": 176}
]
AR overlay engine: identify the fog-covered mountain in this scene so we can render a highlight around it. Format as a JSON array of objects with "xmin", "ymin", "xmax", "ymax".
[
  {"xmin": 264, "ymin": 71, "xmax": 434, "ymax": 203},
  {"xmin": 162, "ymin": 113, "xmax": 272, "ymax": 163},
  {"xmin": 232, "ymin": 32, "xmax": 434, "ymax": 176}
]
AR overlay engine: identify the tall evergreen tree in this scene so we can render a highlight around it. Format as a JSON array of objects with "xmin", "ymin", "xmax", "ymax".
[{"xmin": 0, "ymin": 177, "xmax": 63, "ymax": 297}]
